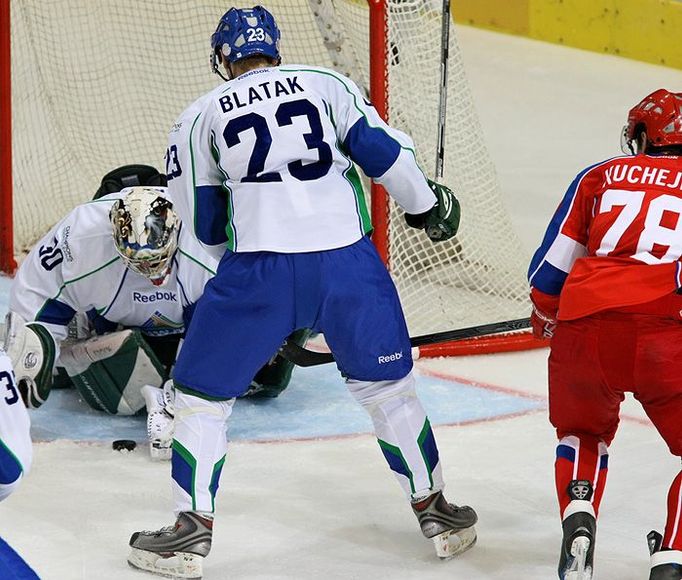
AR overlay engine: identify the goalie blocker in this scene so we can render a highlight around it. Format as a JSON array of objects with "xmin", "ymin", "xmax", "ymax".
[{"xmin": 2, "ymin": 312, "xmax": 57, "ymax": 408}]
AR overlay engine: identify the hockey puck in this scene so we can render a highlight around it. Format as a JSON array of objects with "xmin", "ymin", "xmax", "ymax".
[{"xmin": 112, "ymin": 439, "xmax": 137, "ymax": 452}]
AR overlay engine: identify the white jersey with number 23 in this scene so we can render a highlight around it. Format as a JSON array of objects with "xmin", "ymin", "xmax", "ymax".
[{"xmin": 166, "ymin": 64, "xmax": 436, "ymax": 257}]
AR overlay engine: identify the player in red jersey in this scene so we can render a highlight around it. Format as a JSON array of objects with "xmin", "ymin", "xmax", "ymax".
[{"xmin": 529, "ymin": 89, "xmax": 682, "ymax": 580}]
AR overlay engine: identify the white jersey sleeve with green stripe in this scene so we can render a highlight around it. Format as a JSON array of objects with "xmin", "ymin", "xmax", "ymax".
[
  {"xmin": 167, "ymin": 64, "xmax": 436, "ymax": 254},
  {"xmin": 0, "ymin": 350, "xmax": 31, "ymax": 501},
  {"xmin": 10, "ymin": 197, "xmax": 123, "ymax": 343}
]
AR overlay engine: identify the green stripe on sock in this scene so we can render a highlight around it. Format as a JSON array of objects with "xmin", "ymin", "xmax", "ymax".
[
  {"xmin": 417, "ymin": 418, "xmax": 435, "ymax": 489},
  {"xmin": 172, "ymin": 439, "xmax": 198, "ymax": 511},
  {"xmin": 210, "ymin": 455, "xmax": 226, "ymax": 512},
  {"xmin": 378, "ymin": 439, "xmax": 415, "ymax": 494}
]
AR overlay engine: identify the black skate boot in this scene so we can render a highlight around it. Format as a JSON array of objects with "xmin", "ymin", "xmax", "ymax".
[
  {"xmin": 128, "ymin": 511, "xmax": 213, "ymax": 579},
  {"xmin": 411, "ymin": 489, "xmax": 478, "ymax": 559},
  {"xmin": 648, "ymin": 530, "xmax": 682, "ymax": 580},
  {"xmin": 558, "ymin": 480, "xmax": 596, "ymax": 580}
]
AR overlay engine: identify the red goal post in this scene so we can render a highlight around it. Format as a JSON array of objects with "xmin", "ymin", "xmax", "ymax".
[
  {"xmin": 366, "ymin": 0, "xmax": 541, "ymax": 355},
  {"xmin": 0, "ymin": 0, "xmax": 15, "ymax": 273},
  {"xmin": 0, "ymin": 0, "xmax": 542, "ymax": 355}
]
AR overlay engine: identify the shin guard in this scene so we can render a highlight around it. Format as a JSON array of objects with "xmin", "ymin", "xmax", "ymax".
[
  {"xmin": 171, "ymin": 389, "xmax": 233, "ymax": 514},
  {"xmin": 346, "ymin": 372, "xmax": 443, "ymax": 499},
  {"xmin": 555, "ymin": 435, "xmax": 608, "ymax": 519}
]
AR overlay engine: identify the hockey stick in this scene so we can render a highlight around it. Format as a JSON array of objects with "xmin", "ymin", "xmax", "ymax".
[
  {"xmin": 279, "ymin": 317, "xmax": 532, "ymax": 367},
  {"xmin": 434, "ymin": 0, "xmax": 451, "ymax": 179}
]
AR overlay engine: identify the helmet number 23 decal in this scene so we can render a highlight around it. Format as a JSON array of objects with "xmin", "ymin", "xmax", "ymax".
[{"xmin": 246, "ymin": 28, "xmax": 266, "ymax": 42}]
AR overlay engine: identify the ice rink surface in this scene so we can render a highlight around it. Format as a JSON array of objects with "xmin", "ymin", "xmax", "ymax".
[{"xmin": 3, "ymin": 24, "xmax": 682, "ymax": 580}]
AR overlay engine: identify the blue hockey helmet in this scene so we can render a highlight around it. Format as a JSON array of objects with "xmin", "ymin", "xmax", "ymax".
[{"xmin": 210, "ymin": 6, "xmax": 281, "ymax": 77}]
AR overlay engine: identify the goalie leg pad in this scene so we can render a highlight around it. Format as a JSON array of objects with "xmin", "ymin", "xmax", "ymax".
[
  {"xmin": 142, "ymin": 382, "xmax": 175, "ymax": 461},
  {"xmin": 59, "ymin": 330, "xmax": 166, "ymax": 415}
]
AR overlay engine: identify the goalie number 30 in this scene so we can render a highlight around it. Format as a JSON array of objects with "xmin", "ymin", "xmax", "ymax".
[{"xmin": 38, "ymin": 238, "xmax": 64, "ymax": 271}]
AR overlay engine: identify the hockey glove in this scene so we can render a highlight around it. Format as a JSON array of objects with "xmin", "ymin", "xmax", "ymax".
[
  {"xmin": 530, "ymin": 288, "xmax": 559, "ymax": 340},
  {"xmin": 2, "ymin": 313, "xmax": 56, "ymax": 408},
  {"xmin": 530, "ymin": 306, "xmax": 557, "ymax": 339},
  {"xmin": 404, "ymin": 179, "xmax": 460, "ymax": 242}
]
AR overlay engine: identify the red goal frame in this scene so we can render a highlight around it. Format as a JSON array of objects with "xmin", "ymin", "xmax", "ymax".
[
  {"xmin": 0, "ymin": 0, "xmax": 543, "ymax": 354},
  {"xmin": 367, "ymin": 0, "xmax": 542, "ymax": 356},
  {"xmin": 0, "ymin": 0, "xmax": 15, "ymax": 273}
]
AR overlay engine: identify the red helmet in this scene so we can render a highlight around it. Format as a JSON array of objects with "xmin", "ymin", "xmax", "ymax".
[{"xmin": 622, "ymin": 89, "xmax": 682, "ymax": 153}]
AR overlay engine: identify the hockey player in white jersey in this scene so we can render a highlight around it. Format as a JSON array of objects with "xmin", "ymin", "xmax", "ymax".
[
  {"xmin": 0, "ymin": 350, "xmax": 36, "ymax": 578},
  {"xmin": 5, "ymin": 165, "xmax": 307, "ymax": 460},
  {"xmin": 0, "ymin": 349, "xmax": 31, "ymax": 502},
  {"xmin": 4, "ymin": 174, "xmax": 210, "ymax": 459},
  {"xmin": 127, "ymin": 6, "xmax": 477, "ymax": 578}
]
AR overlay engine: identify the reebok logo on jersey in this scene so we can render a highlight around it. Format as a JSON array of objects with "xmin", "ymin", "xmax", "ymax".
[
  {"xmin": 132, "ymin": 291, "xmax": 178, "ymax": 303},
  {"xmin": 378, "ymin": 351, "xmax": 403, "ymax": 364}
]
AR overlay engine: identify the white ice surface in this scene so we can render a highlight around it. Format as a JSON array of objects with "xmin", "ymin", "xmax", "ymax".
[{"xmin": 2, "ymin": 24, "xmax": 682, "ymax": 580}]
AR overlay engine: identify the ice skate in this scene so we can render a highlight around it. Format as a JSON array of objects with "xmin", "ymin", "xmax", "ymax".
[
  {"xmin": 128, "ymin": 511, "xmax": 212, "ymax": 579},
  {"xmin": 647, "ymin": 530, "xmax": 682, "ymax": 580},
  {"xmin": 142, "ymin": 382, "xmax": 175, "ymax": 461},
  {"xmin": 558, "ymin": 510, "xmax": 595, "ymax": 580},
  {"xmin": 411, "ymin": 490, "xmax": 478, "ymax": 559}
]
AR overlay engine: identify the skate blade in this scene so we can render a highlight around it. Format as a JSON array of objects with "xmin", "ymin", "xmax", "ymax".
[
  {"xmin": 563, "ymin": 536, "xmax": 593, "ymax": 580},
  {"xmin": 433, "ymin": 525, "xmax": 477, "ymax": 560},
  {"xmin": 128, "ymin": 547, "xmax": 203, "ymax": 579}
]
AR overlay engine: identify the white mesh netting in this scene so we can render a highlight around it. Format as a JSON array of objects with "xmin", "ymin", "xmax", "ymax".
[{"xmin": 10, "ymin": 0, "xmax": 530, "ymax": 336}]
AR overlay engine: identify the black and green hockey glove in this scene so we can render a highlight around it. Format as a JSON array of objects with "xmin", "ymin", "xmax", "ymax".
[{"xmin": 404, "ymin": 179, "xmax": 461, "ymax": 242}]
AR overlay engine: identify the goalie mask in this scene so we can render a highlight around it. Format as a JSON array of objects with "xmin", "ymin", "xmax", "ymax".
[{"xmin": 110, "ymin": 187, "xmax": 179, "ymax": 286}]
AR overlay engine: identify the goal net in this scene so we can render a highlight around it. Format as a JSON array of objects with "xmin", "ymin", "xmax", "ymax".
[{"xmin": 4, "ymin": 0, "xmax": 533, "ymax": 353}]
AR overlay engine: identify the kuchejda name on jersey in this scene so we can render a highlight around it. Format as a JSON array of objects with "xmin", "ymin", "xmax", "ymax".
[
  {"xmin": 218, "ymin": 75, "xmax": 305, "ymax": 113},
  {"xmin": 603, "ymin": 160, "xmax": 682, "ymax": 190}
]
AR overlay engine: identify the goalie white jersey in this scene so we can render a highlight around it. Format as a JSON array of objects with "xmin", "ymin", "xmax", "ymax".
[
  {"xmin": 0, "ymin": 349, "xmax": 31, "ymax": 501},
  {"xmin": 10, "ymin": 188, "xmax": 218, "ymax": 346},
  {"xmin": 167, "ymin": 64, "xmax": 436, "ymax": 255}
]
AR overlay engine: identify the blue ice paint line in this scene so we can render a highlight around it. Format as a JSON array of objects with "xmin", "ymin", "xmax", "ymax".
[{"xmin": 30, "ymin": 364, "xmax": 544, "ymax": 443}]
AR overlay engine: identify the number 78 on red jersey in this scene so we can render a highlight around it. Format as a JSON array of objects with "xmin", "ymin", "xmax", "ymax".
[{"xmin": 528, "ymin": 155, "xmax": 682, "ymax": 320}]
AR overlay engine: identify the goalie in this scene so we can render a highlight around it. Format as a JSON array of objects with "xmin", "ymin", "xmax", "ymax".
[{"xmin": 4, "ymin": 165, "xmax": 308, "ymax": 459}]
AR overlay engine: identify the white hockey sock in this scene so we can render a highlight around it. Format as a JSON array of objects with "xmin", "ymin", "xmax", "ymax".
[
  {"xmin": 346, "ymin": 371, "xmax": 444, "ymax": 499},
  {"xmin": 171, "ymin": 390, "xmax": 233, "ymax": 514}
]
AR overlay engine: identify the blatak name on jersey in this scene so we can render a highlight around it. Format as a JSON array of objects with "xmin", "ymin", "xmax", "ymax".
[
  {"xmin": 218, "ymin": 76, "xmax": 305, "ymax": 113},
  {"xmin": 604, "ymin": 162, "xmax": 682, "ymax": 191}
]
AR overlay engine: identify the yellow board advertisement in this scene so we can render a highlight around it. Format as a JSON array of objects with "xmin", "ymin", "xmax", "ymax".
[{"xmin": 452, "ymin": 0, "xmax": 682, "ymax": 69}]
